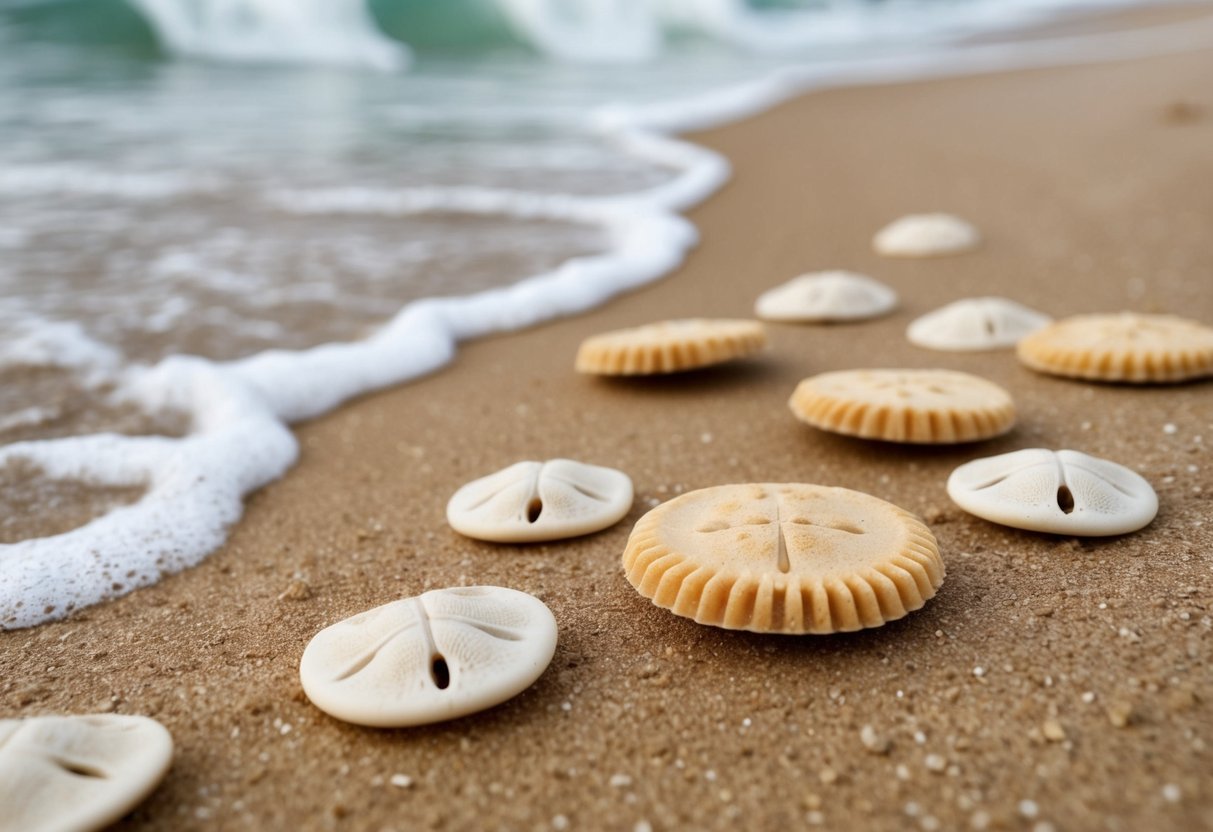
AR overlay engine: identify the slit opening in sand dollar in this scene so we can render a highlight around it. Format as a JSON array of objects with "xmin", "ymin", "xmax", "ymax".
[
  {"xmin": 52, "ymin": 757, "xmax": 108, "ymax": 779},
  {"xmin": 526, "ymin": 498, "xmax": 543, "ymax": 523},
  {"xmin": 430, "ymin": 655, "xmax": 451, "ymax": 690},
  {"xmin": 1056, "ymin": 485, "xmax": 1075, "ymax": 514},
  {"xmin": 774, "ymin": 502, "xmax": 790, "ymax": 574}
]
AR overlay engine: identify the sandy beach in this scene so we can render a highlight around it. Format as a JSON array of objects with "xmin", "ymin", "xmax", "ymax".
[{"xmin": 3, "ymin": 7, "xmax": 1213, "ymax": 831}]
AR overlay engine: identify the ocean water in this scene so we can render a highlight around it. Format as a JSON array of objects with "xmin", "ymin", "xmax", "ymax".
[{"xmin": 0, "ymin": 0, "xmax": 1199, "ymax": 627}]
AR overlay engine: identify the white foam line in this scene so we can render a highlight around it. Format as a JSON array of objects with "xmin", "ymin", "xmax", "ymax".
[{"xmin": 3, "ymin": 10, "xmax": 1212, "ymax": 628}]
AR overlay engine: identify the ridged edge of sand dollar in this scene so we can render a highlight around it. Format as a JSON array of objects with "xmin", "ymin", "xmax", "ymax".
[
  {"xmin": 574, "ymin": 318, "xmax": 767, "ymax": 375},
  {"xmin": 1016, "ymin": 313, "xmax": 1213, "ymax": 383},
  {"xmin": 621, "ymin": 484, "xmax": 944, "ymax": 634},
  {"xmin": 788, "ymin": 369, "xmax": 1016, "ymax": 444}
]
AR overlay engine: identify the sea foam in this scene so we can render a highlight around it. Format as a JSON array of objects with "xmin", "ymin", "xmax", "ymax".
[{"xmin": 2, "ymin": 12, "xmax": 1212, "ymax": 627}]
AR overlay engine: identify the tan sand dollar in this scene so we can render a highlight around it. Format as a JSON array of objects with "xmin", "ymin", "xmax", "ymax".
[
  {"xmin": 447, "ymin": 459, "xmax": 633, "ymax": 543},
  {"xmin": 575, "ymin": 318, "xmax": 767, "ymax": 375},
  {"xmin": 872, "ymin": 213, "xmax": 980, "ymax": 258},
  {"xmin": 907, "ymin": 297, "xmax": 1051, "ymax": 351},
  {"xmin": 947, "ymin": 448, "xmax": 1158, "ymax": 536},
  {"xmin": 300, "ymin": 586, "xmax": 557, "ymax": 727},
  {"xmin": 754, "ymin": 271, "xmax": 897, "ymax": 323},
  {"xmin": 0, "ymin": 714, "xmax": 173, "ymax": 832},
  {"xmin": 1017, "ymin": 312, "xmax": 1213, "ymax": 383},
  {"xmin": 622, "ymin": 483, "xmax": 944, "ymax": 634},
  {"xmin": 789, "ymin": 369, "xmax": 1015, "ymax": 444}
]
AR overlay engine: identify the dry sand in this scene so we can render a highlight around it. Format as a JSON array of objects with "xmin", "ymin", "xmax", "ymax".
[{"xmin": 3, "ymin": 8, "xmax": 1213, "ymax": 831}]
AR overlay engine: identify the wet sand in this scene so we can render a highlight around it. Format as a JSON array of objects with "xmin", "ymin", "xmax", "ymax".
[{"xmin": 3, "ymin": 8, "xmax": 1213, "ymax": 832}]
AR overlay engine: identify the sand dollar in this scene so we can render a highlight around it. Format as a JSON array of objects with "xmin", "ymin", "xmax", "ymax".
[
  {"xmin": 789, "ymin": 369, "xmax": 1015, "ymax": 444},
  {"xmin": 622, "ymin": 483, "xmax": 944, "ymax": 634},
  {"xmin": 447, "ymin": 459, "xmax": 633, "ymax": 543},
  {"xmin": 754, "ymin": 271, "xmax": 897, "ymax": 323},
  {"xmin": 947, "ymin": 448, "xmax": 1158, "ymax": 536},
  {"xmin": 872, "ymin": 213, "xmax": 980, "ymax": 258},
  {"xmin": 574, "ymin": 319, "xmax": 767, "ymax": 375},
  {"xmin": 0, "ymin": 714, "xmax": 173, "ymax": 832},
  {"xmin": 907, "ymin": 297, "xmax": 1051, "ymax": 351},
  {"xmin": 1017, "ymin": 312, "xmax": 1213, "ymax": 383},
  {"xmin": 299, "ymin": 586, "xmax": 557, "ymax": 727}
]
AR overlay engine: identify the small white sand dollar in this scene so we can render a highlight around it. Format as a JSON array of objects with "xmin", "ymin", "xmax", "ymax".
[
  {"xmin": 754, "ymin": 271, "xmax": 897, "ymax": 323},
  {"xmin": 947, "ymin": 448, "xmax": 1158, "ymax": 536},
  {"xmin": 873, "ymin": 213, "xmax": 980, "ymax": 258},
  {"xmin": 0, "ymin": 714, "xmax": 173, "ymax": 832},
  {"xmin": 447, "ymin": 459, "xmax": 633, "ymax": 543},
  {"xmin": 907, "ymin": 297, "xmax": 1052, "ymax": 351},
  {"xmin": 300, "ymin": 586, "xmax": 557, "ymax": 728}
]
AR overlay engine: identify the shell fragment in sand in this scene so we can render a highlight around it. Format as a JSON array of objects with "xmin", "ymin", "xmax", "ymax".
[
  {"xmin": 447, "ymin": 459, "xmax": 633, "ymax": 543},
  {"xmin": 0, "ymin": 714, "xmax": 173, "ymax": 832},
  {"xmin": 908, "ymin": 297, "xmax": 1051, "ymax": 351},
  {"xmin": 300, "ymin": 586, "xmax": 557, "ymax": 727},
  {"xmin": 873, "ymin": 213, "xmax": 980, "ymax": 258},
  {"xmin": 754, "ymin": 271, "xmax": 897, "ymax": 323},
  {"xmin": 622, "ymin": 483, "xmax": 944, "ymax": 634},
  {"xmin": 1017, "ymin": 312, "xmax": 1213, "ymax": 383},
  {"xmin": 575, "ymin": 318, "xmax": 767, "ymax": 375},
  {"xmin": 947, "ymin": 449, "xmax": 1158, "ymax": 536},
  {"xmin": 789, "ymin": 369, "xmax": 1015, "ymax": 444}
]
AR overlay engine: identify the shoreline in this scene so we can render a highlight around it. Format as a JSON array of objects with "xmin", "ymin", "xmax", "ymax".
[
  {"xmin": 4, "ymin": 5, "xmax": 1213, "ymax": 830},
  {"xmin": 7, "ymin": 0, "xmax": 1213, "ymax": 631}
]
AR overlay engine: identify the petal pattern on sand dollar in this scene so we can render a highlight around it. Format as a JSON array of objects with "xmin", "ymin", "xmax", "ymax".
[
  {"xmin": 447, "ymin": 459, "xmax": 633, "ymax": 542},
  {"xmin": 0, "ymin": 714, "xmax": 173, "ymax": 832},
  {"xmin": 299, "ymin": 586, "xmax": 558, "ymax": 727},
  {"xmin": 946, "ymin": 448, "xmax": 1158, "ymax": 536}
]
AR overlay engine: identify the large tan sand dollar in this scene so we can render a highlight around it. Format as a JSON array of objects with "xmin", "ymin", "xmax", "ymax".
[
  {"xmin": 872, "ymin": 213, "xmax": 980, "ymax": 257},
  {"xmin": 907, "ymin": 297, "xmax": 1051, "ymax": 351},
  {"xmin": 447, "ymin": 459, "xmax": 633, "ymax": 543},
  {"xmin": 299, "ymin": 586, "xmax": 557, "ymax": 727},
  {"xmin": 0, "ymin": 714, "xmax": 173, "ymax": 832},
  {"xmin": 754, "ymin": 271, "xmax": 897, "ymax": 323},
  {"xmin": 1017, "ymin": 312, "xmax": 1213, "ymax": 383},
  {"xmin": 575, "ymin": 318, "xmax": 767, "ymax": 375},
  {"xmin": 789, "ymin": 369, "xmax": 1015, "ymax": 444},
  {"xmin": 622, "ymin": 483, "xmax": 944, "ymax": 634},
  {"xmin": 947, "ymin": 448, "xmax": 1158, "ymax": 536}
]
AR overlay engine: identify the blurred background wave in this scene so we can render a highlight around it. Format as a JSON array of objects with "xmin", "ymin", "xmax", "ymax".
[
  {"xmin": 0, "ymin": 0, "xmax": 1122, "ymax": 68},
  {"xmin": 0, "ymin": 0, "xmax": 1132, "ymax": 403}
]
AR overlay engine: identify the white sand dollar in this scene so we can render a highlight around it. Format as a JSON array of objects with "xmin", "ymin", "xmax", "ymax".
[
  {"xmin": 947, "ymin": 449, "xmax": 1158, "ymax": 536},
  {"xmin": 300, "ymin": 586, "xmax": 557, "ymax": 727},
  {"xmin": 0, "ymin": 714, "xmax": 173, "ymax": 832},
  {"xmin": 447, "ymin": 459, "xmax": 633, "ymax": 543},
  {"xmin": 754, "ymin": 271, "xmax": 897, "ymax": 323},
  {"xmin": 873, "ymin": 213, "xmax": 980, "ymax": 258},
  {"xmin": 907, "ymin": 297, "xmax": 1052, "ymax": 351}
]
